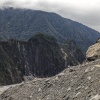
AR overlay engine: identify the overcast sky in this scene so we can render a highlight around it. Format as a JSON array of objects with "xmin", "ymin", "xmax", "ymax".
[{"xmin": 0, "ymin": 0, "xmax": 100, "ymax": 32}]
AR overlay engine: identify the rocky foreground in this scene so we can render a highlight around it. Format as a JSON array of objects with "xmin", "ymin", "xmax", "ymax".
[
  {"xmin": 0, "ymin": 39, "xmax": 100, "ymax": 100},
  {"xmin": 0, "ymin": 83, "xmax": 23, "ymax": 95},
  {"xmin": 0, "ymin": 59, "xmax": 100, "ymax": 100}
]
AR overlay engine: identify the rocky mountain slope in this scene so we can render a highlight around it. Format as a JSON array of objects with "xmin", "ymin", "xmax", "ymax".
[
  {"xmin": 0, "ymin": 8, "xmax": 100, "ymax": 52},
  {"xmin": 0, "ymin": 8, "xmax": 100, "ymax": 93},
  {"xmin": 62, "ymin": 40, "xmax": 85, "ymax": 66},
  {"xmin": 0, "ymin": 8, "xmax": 99, "ymax": 85},
  {"xmin": 0, "ymin": 59, "xmax": 100, "ymax": 100},
  {"xmin": 0, "ymin": 83, "xmax": 23, "ymax": 95},
  {"xmin": 0, "ymin": 44, "xmax": 23, "ymax": 85},
  {"xmin": 0, "ymin": 40, "xmax": 100, "ymax": 100},
  {"xmin": 0, "ymin": 33, "xmax": 64, "ymax": 85},
  {"xmin": 0, "ymin": 33, "xmax": 85, "ymax": 85}
]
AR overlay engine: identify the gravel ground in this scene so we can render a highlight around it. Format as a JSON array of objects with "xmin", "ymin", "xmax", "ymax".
[
  {"xmin": 0, "ymin": 83, "xmax": 23, "ymax": 95},
  {"xmin": 0, "ymin": 59, "xmax": 100, "ymax": 100}
]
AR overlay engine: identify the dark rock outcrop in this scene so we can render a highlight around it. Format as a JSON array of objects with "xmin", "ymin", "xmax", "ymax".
[
  {"xmin": 0, "ymin": 44, "xmax": 23, "ymax": 85},
  {"xmin": 96, "ymin": 38, "xmax": 100, "ymax": 43},
  {"xmin": 0, "ymin": 33, "xmax": 66, "ymax": 85},
  {"xmin": 62, "ymin": 40, "xmax": 85, "ymax": 66},
  {"xmin": 0, "ymin": 33, "xmax": 85, "ymax": 85}
]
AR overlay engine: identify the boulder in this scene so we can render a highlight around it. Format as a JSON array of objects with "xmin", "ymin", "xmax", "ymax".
[
  {"xmin": 96, "ymin": 38, "xmax": 100, "ymax": 43},
  {"xmin": 86, "ymin": 42, "xmax": 100, "ymax": 61}
]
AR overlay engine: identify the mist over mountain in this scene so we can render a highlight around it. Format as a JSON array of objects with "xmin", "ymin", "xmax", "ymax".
[{"xmin": 0, "ymin": 8, "xmax": 100, "ymax": 52}]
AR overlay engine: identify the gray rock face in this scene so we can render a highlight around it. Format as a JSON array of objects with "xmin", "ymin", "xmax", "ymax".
[
  {"xmin": 62, "ymin": 40, "xmax": 85, "ymax": 66},
  {"xmin": 86, "ymin": 40, "xmax": 100, "ymax": 61},
  {"xmin": 0, "ymin": 33, "xmax": 66, "ymax": 85},
  {"xmin": 96, "ymin": 38, "xmax": 100, "ymax": 43},
  {"xmin": 0, "ymin": 59, "xmax": 100, "ymax": 100},
  {"xmin": 0, "ymin": 33, "xmax": 85, "ymax": 85},
  {"xmin": 0, "ymin": 8, "xmax": 100, "ymax": 52}
]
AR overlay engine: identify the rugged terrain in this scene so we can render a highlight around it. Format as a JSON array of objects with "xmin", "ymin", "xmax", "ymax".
[
  {"xmin": 0, "ymin": 33, "xmax": 85, "ymax": 85},
  {"xmin": 0, "ymin": 8, "xmax": 100, "ymax": 98},
  {"xmin": 0, "ymin": 40, "xmax": 100, "ymax": 100},
  {"xmin": 0, "ymin": 59, "xmax": 100, "ymax": 100},
  {"xmin": 0, "ymin": 33, "xmax": 65, "ymax": 85},
  {"xmin": 0, "ymin": 83, "xmax": 23, "ymax": 95},
  {"xmin": 0, "ymin": 8, "xmax": 100, "ymax": 52},
  {"xmin": 0, "ymin": 8, "xmax": 100, "ymax": 85}
]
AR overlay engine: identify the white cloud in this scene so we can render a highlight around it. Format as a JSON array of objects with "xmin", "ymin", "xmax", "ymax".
[{"xmin": 0, "ymin": 0, "xmax": 100, "ymax": 32}]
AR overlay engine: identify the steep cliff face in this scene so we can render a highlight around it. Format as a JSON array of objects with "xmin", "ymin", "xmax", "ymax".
[
  {"xmin": 0, "ymin": 33, "xmax": 86, "ymax": 85},
  {"xmin": 27, "ymin": 34, "xmax": 65, "ymax": 77},
  {"xmin": 0, "ymin": 33, "xmax": 66, "ymax": 85},
  {"xmin": 0, "ymin": 43, "xmax": 23, "ymax": 85},
  {"xmin": 62, "ymin": 40, "xmax": 85, "ymax": 66}
]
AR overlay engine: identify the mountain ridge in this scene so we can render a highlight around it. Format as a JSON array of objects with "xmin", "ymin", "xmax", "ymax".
[{"xmin": 0, "ymin": 8, "xmax": 100, "ymax": 52}]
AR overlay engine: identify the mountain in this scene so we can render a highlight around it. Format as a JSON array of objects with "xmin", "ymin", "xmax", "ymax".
[
  {"xmin": 0, "ymin": 8, "xmax": 100, "ymax": 99},
  {"xmin": 0, "ymin": 33, "xmax": 65, "ymax": 85},
  {"xmin": 0, "ymin": 41, "xmax": 100, "ymax": 100},
  {"xmin": 0, "ymin": 33, "xmax": 85, "ymax": 85},
  {"xmin": 0, "ymin": 8, "xmax": 100, "ymax": 52},
  {"xmin": 0, "ymin": 8, "xmax": 99, "ymax": 85}
]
